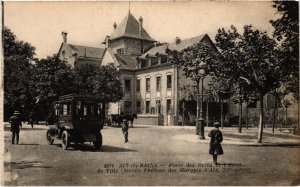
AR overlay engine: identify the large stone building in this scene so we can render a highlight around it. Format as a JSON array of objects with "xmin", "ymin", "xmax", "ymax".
[
  {"xmin": 58, "ymin": 11, "xmax": 298, "ymax": 126},
  {"xmin": 102, "ymin": 12, "xmax": 218, "ymax": 126}
]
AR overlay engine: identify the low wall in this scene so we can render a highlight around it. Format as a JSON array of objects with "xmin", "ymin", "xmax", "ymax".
[{"xmin": 134, "ymin": 114, "xmax": 164, "ymax": 126}]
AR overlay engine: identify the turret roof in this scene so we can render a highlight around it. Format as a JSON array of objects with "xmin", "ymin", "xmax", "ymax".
[{"xmin": 110, "ymin": 12, "xmax": 155, "ymax": 42}]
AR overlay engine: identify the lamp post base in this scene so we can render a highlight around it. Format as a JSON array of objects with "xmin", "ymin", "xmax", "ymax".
[{"xmin": 199, "ymin": 119, "xmax": 205, "ymax": 140}]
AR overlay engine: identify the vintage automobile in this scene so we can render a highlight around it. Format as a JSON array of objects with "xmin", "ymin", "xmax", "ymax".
[{"xmin": 46, "ymin": 94, "xmax": 105, "ymax": 150}]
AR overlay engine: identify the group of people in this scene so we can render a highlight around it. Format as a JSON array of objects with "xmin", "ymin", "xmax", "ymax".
[{"xmin": 9, "ymin": 110, "xmax": 224, "ymax": 164}]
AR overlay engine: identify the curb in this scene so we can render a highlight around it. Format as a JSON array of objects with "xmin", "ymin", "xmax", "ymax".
[{"xmin": 172, "ymin": 135, "xmax": 300, "ymax": 147}]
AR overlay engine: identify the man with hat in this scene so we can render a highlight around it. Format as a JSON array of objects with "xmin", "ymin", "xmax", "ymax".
[
  {"xmin": 122, "ymin": 118, "xmax": 129, "ymax": 143},
  {"xmin": 208, "ymin": 121, "xmax": 224, "ymax": 165},
  {"xmin": 28, "ymin": 111, "xmax": 34, "ymax": 128},
  {"xmin": 9, "ymin": 111, "xmax": 23, "ymax": 144}
]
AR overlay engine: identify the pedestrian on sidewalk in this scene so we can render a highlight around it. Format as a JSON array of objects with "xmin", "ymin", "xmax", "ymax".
[
  {"xmin": 28, "ymin": 112, "xmax": 34, "ymax": 128},
  {"xmin": 208, "ymin": 122, "xmax": 224, "ymax": 165},
  {"xmin": 9, "ymin": 111, "xmax": 22, "ymax": 144},
  {"xmin": 121, "ymin": 119, "xmax": 129, "ymax": 143}
]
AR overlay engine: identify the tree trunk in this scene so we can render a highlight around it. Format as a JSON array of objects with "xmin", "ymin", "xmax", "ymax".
[
  {"xmin": 257, "ymin": 93, "xmax": 264, "ymax": 143},
  {"xmin": 245, "ymin": 101, "xmax": 248, "ymax": 129},
  {"xmin": 272, "ymin": 98, "xmax": 276, "ymax": 133},
  {"xmin": 238, "ymin": 100, "xmax": 242, "ymax": 133},
  {"xmin": 285, "ymin": 107, "xmax": 288, "ymax": 123},
  {"xmin": 206, "ymin": 101, "xmax": 209, "ymax": 127},
  {"xmin": 221, "ymin": 99, "xmax": 224, "ymax": 129},
  {"xmin": 196, "ymin": 81, "xmax": 200, "ymax": 135}
]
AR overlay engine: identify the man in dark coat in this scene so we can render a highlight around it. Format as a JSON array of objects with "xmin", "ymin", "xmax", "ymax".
[
  {"xmin": 28, "ymin": 112, "xmax": 34, "ymax": 128},
  {"xmin": 121, "ymin": 118, "xmax": 129, "ymax": 143},
  {"xmin": 208, "ymin": 122, "xmax": 224, "ymax": 165},
  {"xmin": 46, "ymin": 113, "xmax": 55, "ymax": 126},
  {"xmin": 9, "ymin": 111, "xmax": 22, "ymax": 144}
]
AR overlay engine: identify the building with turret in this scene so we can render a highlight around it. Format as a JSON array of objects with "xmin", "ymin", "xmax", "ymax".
[
  {"xmin": 57, "ymin": 11, "xmax": 298, "ymax": 126},
  {"xmin": 98, "ymin": 11, "xmax": 218, "ymax": 125}
]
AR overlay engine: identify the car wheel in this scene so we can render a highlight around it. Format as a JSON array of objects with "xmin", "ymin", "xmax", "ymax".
[
  {"xmin": 46, "ymin": 130, "xmax": 54, "ymax": 145},
  {"xmin": 61, "ymin": 131, "xmax": 70, "ymax": 150},
  {"xmin": 93, "ymin": 132, "xmax": 103, "ymax": 150}
]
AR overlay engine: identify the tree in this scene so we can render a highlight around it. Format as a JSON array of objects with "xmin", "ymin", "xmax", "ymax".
[
  {"xmin": 215, "ymin": 25, "xmax": 282, "ymax": 143},
  {"xmin": 74, "ymin": 63, "xmax": 123, "ymax": 103},
  {"xmin": 32, "ymin": 55, "xmax": 75, "ymax": 117},
  {"xmin": 91, "ymin": 64, "xmax": 124, "ymax": 103},
  {"xmin": 73, "ymin": 63, "xmax": 98, "ymax": 94},
  {"xmin": 212, "ymin": 77, "xmax": 233, "ymax": 129},
  {"xmin": 271, "ymin": 84, "xmax": 289, "ymax": 133},
  {"xmin": 168, "ymin": 42, "xmax": 220, "ymax": 135},
  {"xmin": 270, "ymin": 1, "xmax": 299, "ymax": 100},
  {"xmin": 3, "ymin": 26, "xmax": 36, "ymax": 119}
]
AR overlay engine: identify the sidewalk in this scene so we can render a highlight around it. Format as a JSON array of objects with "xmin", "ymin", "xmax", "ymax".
[{"xmin": 170, "ymin": 126, "xmax": 300, "ymax": 146}]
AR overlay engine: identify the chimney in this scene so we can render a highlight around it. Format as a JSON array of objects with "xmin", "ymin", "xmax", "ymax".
[
  {"xmin": 61, "ymin": 32, "xmax": 67, "ymax": 43},
  {"xmin": 113, "ymin": 22, "xmax": 117, "ymax": 30},
  {"xmin": 139, "ymin": 16, "xmax": 143, "ymax": 36},
  {"xmin": 105, "ymin": 36, "xmax": 110, "ymax": 48},
  {"xmin": 175, "ymin": 37, "xmax": 181, "ymax": 45}
]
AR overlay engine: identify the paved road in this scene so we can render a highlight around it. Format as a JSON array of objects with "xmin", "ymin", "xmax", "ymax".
[{"xmin": 3, "ymin": 124, "xmax": 300, "ymax": 185}]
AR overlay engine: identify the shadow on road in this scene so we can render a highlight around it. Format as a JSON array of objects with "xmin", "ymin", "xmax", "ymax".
[
  {"xmin": 104, "ymin": 125, "xmax": 150, "ymax": 129},
  {"xmin": 129, "ymin": 126, "xmax": 150, "ymax": 129},
  {"xmin": 101, "ymin": 145, "xmax": 137, "ymax": 152},
  {"xmin": 54, "ymin": 144, "xmax": 137, "ymax": 152},
  {"xmin": 4, "ymin": 161, "xmax": 52, "ymax": 171},
  {"xmin": 4, "ymin": 127, "xmax": 45, "ymax": 131}
]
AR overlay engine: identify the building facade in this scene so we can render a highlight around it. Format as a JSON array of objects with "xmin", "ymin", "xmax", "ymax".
[{"xmin": 58, "ymin": 11, "xmax": 298, "ymax": 126}]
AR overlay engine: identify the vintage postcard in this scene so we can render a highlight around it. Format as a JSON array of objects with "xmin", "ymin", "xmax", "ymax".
[{"xmin": 1, "ymin": 1, "xmax": 299, "ymax": 186}]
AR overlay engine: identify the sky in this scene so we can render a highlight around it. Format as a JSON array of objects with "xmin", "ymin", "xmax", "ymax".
[{"xmin": 4, "ymin": 1, "xmax": 279, "ymax": 59}]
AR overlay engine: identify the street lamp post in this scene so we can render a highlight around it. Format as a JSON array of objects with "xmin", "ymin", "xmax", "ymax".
[
  {"xmin": 198, "ymin": 61, "xmax": 207, "ymax": 139},
  {"xmin": 206, "ymin": 81, "xmax": 213, "ymax": 127}
]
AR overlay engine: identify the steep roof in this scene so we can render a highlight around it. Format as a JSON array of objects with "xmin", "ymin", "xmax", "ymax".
[
  {"xmin": 114, "ymin": 54, "xmax": 137, "ymax": 70},
  {"xmin": 140, "ymin": 34, "xmax": 208, "ymax": 58},
  {"xmin": 110, "ymin": 12, "xmax": 155, "ymax": 42},
  {"xmin": 68, "ymin": 44, "xmax": 105, "ymax": 59}
]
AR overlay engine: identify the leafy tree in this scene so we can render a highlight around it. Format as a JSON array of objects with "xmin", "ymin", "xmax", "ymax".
[
  {"xmin": 215, "ymin": 25, "xmax": 282, "ymax": 143},
  {"xmin": 32, "ymin": 55, "xmax": 75, "ymax": 114},
  {"xmin": 91, "ymin": 64, "xmax": 124, "ymax": 103},
  {"xmin": 74, "ymin": 63, "xmax": 123, "ymax": 103},
  {"xmin": 213, "ymin": 77, "xmax": 233, "ymax": 129},
  {"xmin": 3, "ymin": 26, "xmax": 36, "ymax": 119},
  {"xmin": 73, "ymin": 63, "xmax": 98, "ymax": 94},
  {"xmin": 168, "ymin": 42, "xmax": 220, "ymax": 135},
  {"xmin": 270, "ymin": 1, "xmax": 299, "ymax": 100}
]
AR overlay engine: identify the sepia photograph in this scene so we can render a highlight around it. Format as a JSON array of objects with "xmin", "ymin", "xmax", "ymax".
[{"xmin": 1, "ymin": 1, "xmax": 299, "ymax": 186}]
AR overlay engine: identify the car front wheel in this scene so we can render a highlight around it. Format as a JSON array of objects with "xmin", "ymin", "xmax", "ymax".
[
  {"xmin": 46, "ymin": 130, "xmax": 54, "ymax": 145},
  {"xmin": 61, "ymin": 131, "xmax": 70, "ymax": 150}
]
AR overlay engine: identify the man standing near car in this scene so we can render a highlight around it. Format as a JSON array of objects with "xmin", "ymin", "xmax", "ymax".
[{"xmin": 9, "ymin": 111, "xmax": 22, "ymax": 144}]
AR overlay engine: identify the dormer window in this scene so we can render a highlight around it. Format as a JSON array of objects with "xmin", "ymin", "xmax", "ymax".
[
  {"xmin": 141, "ymin": 59, "xmax": 147, "ymax": 68},
  {"xmin": 117, "ymin": 48, "xmax": 125, "ymax": 54},
  {"xmin": 161, "ymin": 55, "xmax": 168, "ymax": 64},
  {"xmin": 151, "ymin": 57, "xmax": 158, "ymax": 66},
  {"xmin": 62, "ymin": 50, "xmax": 66, "ymax": 59}
]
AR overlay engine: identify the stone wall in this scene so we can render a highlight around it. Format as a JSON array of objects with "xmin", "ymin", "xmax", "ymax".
[
  {"xmin": 109, "ymin": 38, "xmax": 154, "ymax": 55},
  {"xmin": 134, "ymin": 114, "xmax": 164, "ymax": 125}
]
